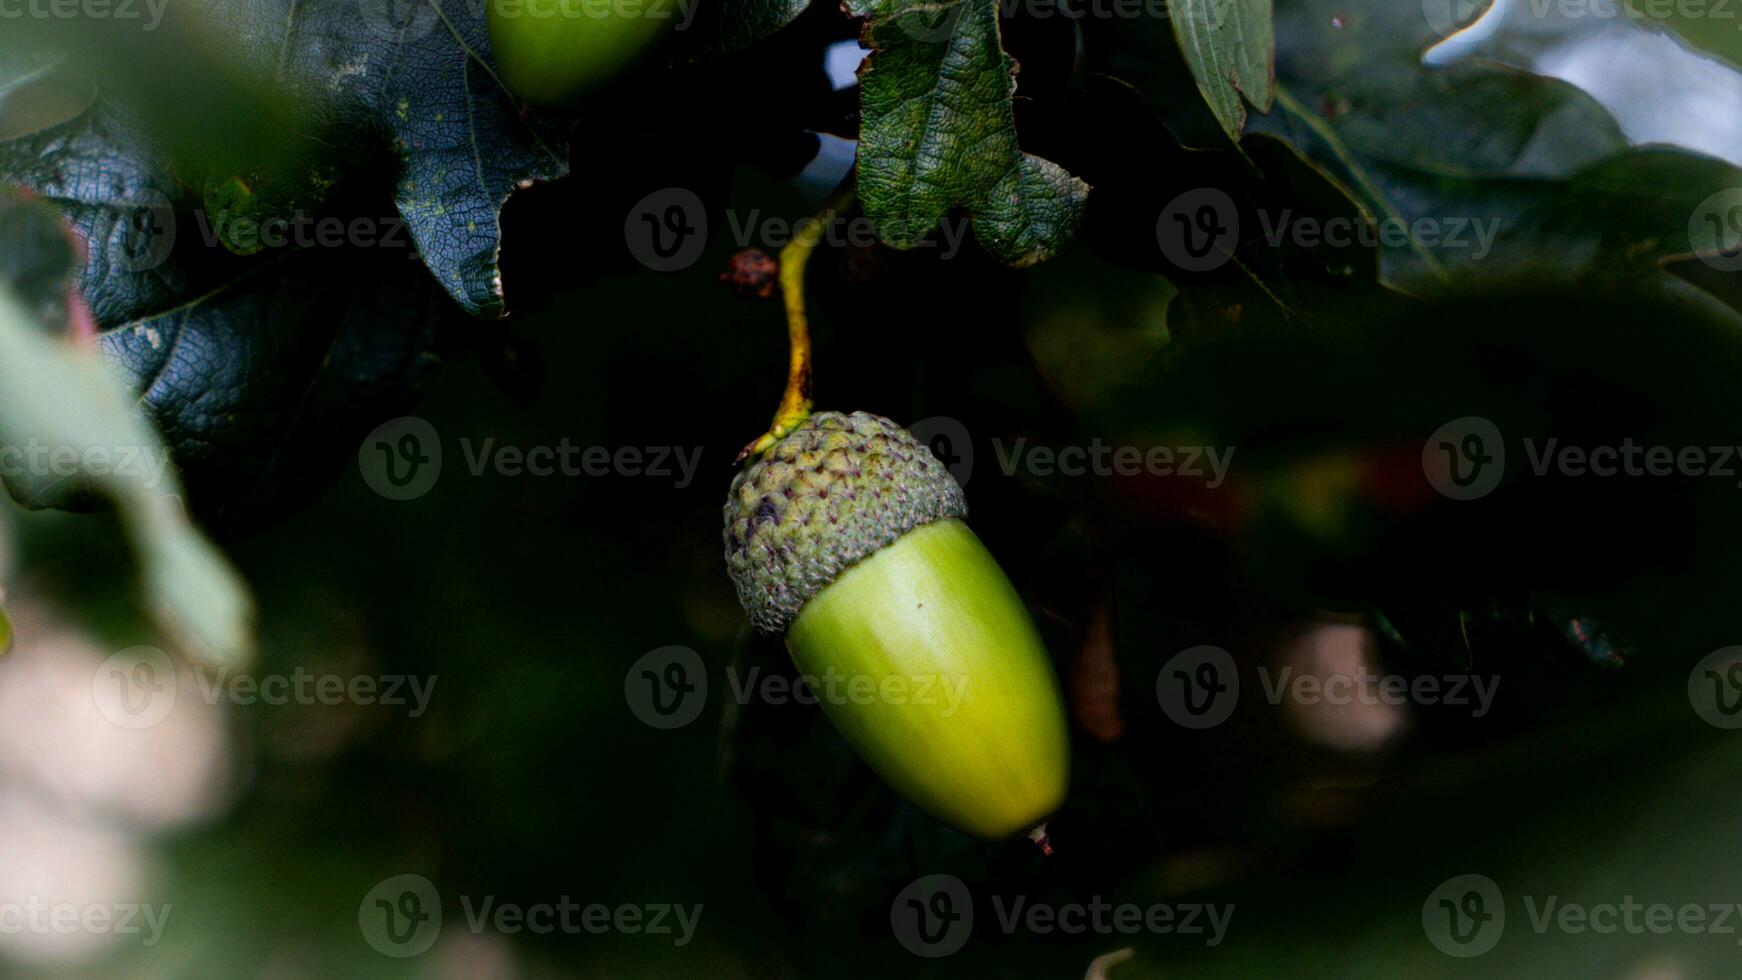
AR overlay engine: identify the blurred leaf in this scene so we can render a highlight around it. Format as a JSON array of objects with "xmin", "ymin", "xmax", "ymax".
[
  {"xmin": 851, "ymin": 0, "xmax": 1089, "ymax": 266},
  {"xmin": 0, "ymin": 52, "xmax": 95, "ymax": 143},
  {"xmin": 2, "ymin": 17, "xmax": 304, "ymax": 181},
  {"xmin": 0, "ymin": 199, "xmax": 253, "ymax": 664},
  {"xmin": 1245, "ymin": 0, "xmax": 1742, "ymax": 301},
  {"xmin": 1625, "ymin": 0, "xmax": 1742, "ymax": 69},
  {"xmin": 1171, "ymin": 0, "xmax": 1275, "ymax": 142},
  {"xmin": 1663, "ymin": 250, "xmax": 1742, "ymax": 313},
  {"xmin": 0, "ymin": 186, "xmax": 83, "ymax": 328}
]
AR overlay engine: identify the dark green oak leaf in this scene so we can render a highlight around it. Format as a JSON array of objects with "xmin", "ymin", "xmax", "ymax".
[
  {"xmin": 180, "ymin": 0, "xmax": 570, "ymax": 319},
  {"xmin": 711, "ymin": 0, "xmax": 815, "ymax": 54},
  {"xmin": 851, "ymin": 0, "xmax": 1089, "ymax": 267},
  {"xmin": 98, "ymin": 247, "xmax": 454, "ymax": 529},
  {"xmin": 47, "ymin": 247, "xmax": 450, "ymax": 527},
  {"xmin": 3, "ymin": 102, "xmax": 455, "ymax": 527},
  {"xmin": 1172, "ymin": 0, "xmax": 1275, "ymax": 142}
]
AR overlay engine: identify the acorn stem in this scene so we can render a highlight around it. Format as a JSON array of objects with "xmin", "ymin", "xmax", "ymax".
[
  {"xmin": 1028, "ymin": 823, "xmax": 1054, "ymax": 856},
  {"xmin": 736, "ymin": 179, "xmax": 857, "ymax": 464}
]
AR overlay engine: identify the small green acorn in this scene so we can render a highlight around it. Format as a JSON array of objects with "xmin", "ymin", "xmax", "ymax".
[
  {"xmin": 487, "ymin": 0, "xmax": 673, "ymax": 108},
  {"xmin": 723, "ymin": 411, "xmax": 1069, "ymax": 845}
]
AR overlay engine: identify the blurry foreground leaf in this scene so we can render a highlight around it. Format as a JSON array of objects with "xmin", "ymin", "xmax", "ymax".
[
  {"xmin": 1245, "ymin": 0, "xmax": 1742, "ymax": 304},
  {"xmin": 0, "ymin": 288, "xmax": 254, "ymax": 665},
  {"xmin": 0, "ymin": 52, "xmax": 96, "ymax": 143},
  {"xmin": 0, "ymin": 194, "xmax": 253, "ymax": 665},
  {"xmin": 1625, "ymin": 0, "xmax": 1742, "ymax": 69}
]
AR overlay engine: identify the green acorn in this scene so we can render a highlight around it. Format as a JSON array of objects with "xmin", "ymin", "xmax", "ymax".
[
  {"xmin": 487, "ymin": 0, "xmax": 673, "ymax": 107},
  {"xmin": 723, "ymin": 411, "xmax": 1069, "ymax": 845}
]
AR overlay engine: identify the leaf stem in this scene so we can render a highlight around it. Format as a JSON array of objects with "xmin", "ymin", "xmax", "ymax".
[{"xmin": 736, "ymin": 180, "xmax": 857, "ymax": 464}]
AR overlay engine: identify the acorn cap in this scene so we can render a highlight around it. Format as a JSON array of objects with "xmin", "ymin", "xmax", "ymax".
[{"xmin": 723, "ymin": 411, "xmax": 966, "ymax": 635}]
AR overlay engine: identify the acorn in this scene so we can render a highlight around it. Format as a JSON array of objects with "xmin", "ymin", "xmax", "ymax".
[
  {"xmin": 486, "ymin": 0, "xmax": 673, "ymax": 108},
  {"xmin": 723, "ymin": 411, "xmax": 1069, "ymax": 844}
]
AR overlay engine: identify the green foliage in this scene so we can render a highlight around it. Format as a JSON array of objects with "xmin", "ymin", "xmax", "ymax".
[
  {"xmin": 0, "ymin": 103, "xmax": 456, "ymax": 527},
  {"xmin": 852, "ymin": 0, "xmax": 1090, "ymax": 266},
  {"xmin": 1172, "ymin": 0, "xmax": 1276, "ymax": 141}
]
